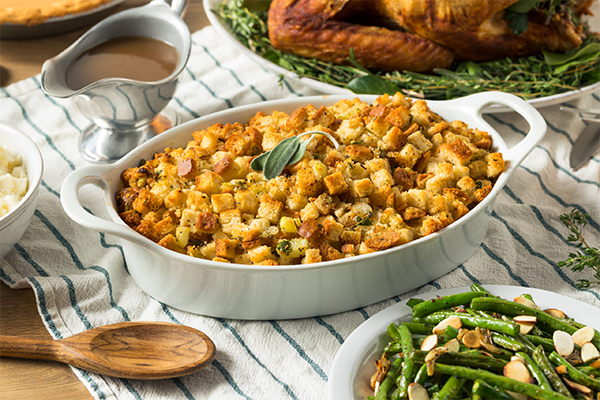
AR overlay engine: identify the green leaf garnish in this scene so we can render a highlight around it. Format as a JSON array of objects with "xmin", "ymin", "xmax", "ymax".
[
  {"xmin": 544, "ymin": 43, "xmax": 600, "ymax": 74},
  {"xmin": 345, "ymin": 75, "xmax": 401, "ymax": 95},
  {"xmin": 250, "ymin": 130, "xmax": 339, "ymax": 180}
]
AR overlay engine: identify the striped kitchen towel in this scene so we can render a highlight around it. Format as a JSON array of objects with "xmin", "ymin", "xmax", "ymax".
[{"xmin": 1, "ymin": 25, "xmax": 599, "ymax": 400}]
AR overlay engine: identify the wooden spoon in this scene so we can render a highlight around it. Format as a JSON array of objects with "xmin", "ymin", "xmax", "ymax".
[{"xmin": 0, "ymin": 321, "xmax": 215, "ymax": 380}]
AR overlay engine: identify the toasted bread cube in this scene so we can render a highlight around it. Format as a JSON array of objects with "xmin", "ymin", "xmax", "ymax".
[
  {"xmin": 343, "ymin": 145, "xmax": 374, "ymax": 162},
  {"xmin": 164, "ymin": 189, "xmax": 187, "ymax": 210},
  {"xmin": 366, "ymin": 116, "xmax": 391, "ymax": 137},
  {"xmin": 257, "ymin": 195, "xmax": 284, "ymax": 224},
  {"xmin": 350, "ymin": 178, "xmax": 374, "ymax": 198},
  {"xmin": 302, "ymin": 248, "xmax": 322, "ymax": 264},
  {"xmin": 337, "ymin": 117, "xmax": 364, "ymax": 144},
  {"xmin": 323, "ymin": 172, "xmax": 349, "ymax": 196},
  {"xmin": 247, "ymin": 245, "xmax": 275, "ymax": 264},
  {"xmin": 407, "ymin": 131, "xmax": 433, "ymax": 153},
  {"xmin": 192, "ymin": 129, "xmax": 219, "ymax": 155},
  {"xmin": 321, "ymin": 216, "xmax": 344, "ymax": 242},
  {"xmin": 285, "ymin": 107, "xmax": 309, "ymax": 130},
  {"xmin": 195, "ymin": 171, "xmax": 223, "ymax": 195},
  {"xmin": 311, "ymin": 105, "xmax": 336, "ymax": 127},
  {"xmin": 438, "ymin": 140, "xmax": 473, "ymax": 166},
  {"xmin": 224, "ymin": 131, "xmax": 251, "ymax": 156},
  {"xmin": 341, "ymin": 229, "xmax": 362, "ymax": 244},
  {"xmin": 486, "ymin": 152, "xmax": 504, "ymax": 178},
  {"xmin": 395, "ymin": 143, "xmax": 422, "ymax": 169},
  {"xmin": 300, "ymin": 202, "xmax": 320, "ymax": 221},
  {"xmin": 234, "ymin": 190, "xmax": 259, "ymax": 214},
  {"xmin": 196, "ymin": 212, "xmax": 218, "ymax": 233},
  {"xmin": 384, "ymin": 106, "xmax": 411, "ymax": 129},
  {"xmin": 468, "ymin": 160, "xmax": 487, "ymax": 180},
  {"xmin": 211, "ymin": 193, "xmax": 235, "ymax": 213},
  {"xmin": 286, "ymin": 193, "xmax": 308, "ymax": 211},
  {"xmin": 457, "ymin": 176, "xmax": 477, "ymax": 196},
  {"xmin": 296, "ymin": 167, "xmax": 320, "ymax": 197},
  {"xmin": 215, "ymin": 238, "xmax": 239, "ymax": 259},
  {"xmin": 158, "ymin": 234, "xmax": 185, "ymax": 254}
]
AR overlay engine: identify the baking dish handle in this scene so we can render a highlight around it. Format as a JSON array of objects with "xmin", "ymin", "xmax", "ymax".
[
  {"xmin": 457, "ymin": 91, "xmax": 547, "ymax": 165},
  {"xmin": 60, "ymin": 165, "xmax": 151, "ymax": 248}
]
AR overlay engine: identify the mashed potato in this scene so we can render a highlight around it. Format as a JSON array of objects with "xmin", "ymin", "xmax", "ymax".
[{"xmin": 0, "ymin": 145, "xmax": 29, "ymax": 218}]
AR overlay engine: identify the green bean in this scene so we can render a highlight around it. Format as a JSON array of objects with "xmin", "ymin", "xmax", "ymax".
[
  {"xmin": 576, "ymin": 366, "xmax": 600, "ymax": 377},
  {"xmin": 516, "ymin": 351, "xmax": 553, "ymax": 391},
  {"xmin": 521, "ymin": 293, "xmax": 535, "ymax": 303},
  {"xmin": 549, "ymin": 351, "xmax": 600, "ymax": 391},
  {"xmin": 515, "ymin": 333, "xmax": 537, "ymax": 354},
  {"xmin": 421, "ymin": 312, "xmax": 520, "ymax": 336},
  {"xmin": 526, "ymin": 335, "xmax": 555, "ymax": 353},
  {"xmin": 411, "ymin": 292, "xmax": 490, "ymax": 318},
  {"xmin": 401, "ymin": 321, "xmax": 433, "ymax": 335},
  {"xmin": 414, "ymin": 363, "xmax": 429, "ymax": 385},
  {"xmin": 374, "ymin": 356, "xmax": 403, "ymax": 400},
  {"xmin": 434, "ymin": 363, "xmax": 574, "ymax": 400},
  {"xmin": 408, "ymin": 350, "xmax": 508, "ymax": 372},
  {"xmin": 532, "ymin": 345, "xmax": 573, "ymax": 398},
  {"xmin": 471, "ymin": 297, "xmax": 600, "ymax": 349},
  {"xmin": 387, "ymin": 323, "xmax": 402, "ymax": 342},
  {"xmin": 492, "ymin": 332, "xmax": 526, "ymax": 352},
  {"xmin": 384, "ymin": 341, "xmax": 402, "ymax": 356},
  {"xmin": 392, "ymin": 324, "xmax": 418, "ymax": 399},
  {"xmin": 470, "ymin": 283, "xmax": 491, "ymax": 294},
  {"xmin": 432, "ymin": 375, "xmax": 467, "ymax": 400},
  {"xmin": 472, "ymin": 379, "xmax": 516, "ymax": 400},
  {"xmin": 407, "ymin": 298, "xmax": 425, "ymax": 308}
]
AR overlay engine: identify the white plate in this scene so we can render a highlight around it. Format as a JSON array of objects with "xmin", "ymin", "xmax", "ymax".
[
  {"xmin": 1, "ymin": 0, "xmax": 125, "ymax": 39},
  {"xmin": 327, "ymin": 285, "xmax": 600, "ymax": 400},
  {"xmin": 204, "ymin": 0, "xmax": 600, "ymax": 113}
]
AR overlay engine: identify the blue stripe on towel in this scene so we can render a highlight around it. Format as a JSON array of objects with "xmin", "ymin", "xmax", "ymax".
[
  {"xmin": 172, "ymin": 378, "xmax": 197, "ymax": 400},
  {"xmin": 458, "ymin": 264, "xmax": 480, "ymax": 285},
  {"xmin": 185, "ymin": 67, "xmax": 234, "ymax": 109},
  {"xmin": 480, "ymin": 243, "xmax": 529, "ymax": 287},
  {"xmin": 195, "ymin": 41, "xmax": 267, "ymax": 102},
  {"xmin": 269, "ymin": 320, "xmax": 328, "ymax": 381},
  {"xmin": 14, "ymin": 244, "xmax": 49, "ymax": 277},
  {"xmin": 0, "ymin": 87, "xmax": 76, "ymax": 171},
  {"xmin": 314, "ymin": 317, "xmax": 344, "ymax": 345},
  {"xmin": 33, "ymin": 77, "xmax": 84, "ymax": 133}
]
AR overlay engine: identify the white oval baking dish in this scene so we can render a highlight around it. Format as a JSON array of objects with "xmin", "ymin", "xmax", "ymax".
[{"xmin": 60, "ymin": 92, "xmax": 546, "ymax": 320}]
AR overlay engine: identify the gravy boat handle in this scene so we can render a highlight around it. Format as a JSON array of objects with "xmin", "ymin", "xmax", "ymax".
[
  {"xmin": 60, "ymin": 165, "xmax": 155, "ymax": 248},
  {"xmin": 152, "ymin": 0, "xmax": 189, "ymax": 16}
]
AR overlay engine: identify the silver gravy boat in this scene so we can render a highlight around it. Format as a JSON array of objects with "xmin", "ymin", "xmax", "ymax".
[{"xmin": 41, "ymin": 0, "xmax": 191, "ymax": 163}]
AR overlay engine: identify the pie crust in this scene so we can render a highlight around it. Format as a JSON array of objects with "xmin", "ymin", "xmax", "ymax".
[{"xmin": 0, "ymin": 0, "xmax": 111, "ymax": 26}]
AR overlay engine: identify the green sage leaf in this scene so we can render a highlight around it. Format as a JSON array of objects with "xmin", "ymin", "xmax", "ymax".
[
  {"xmin": 544, "ymin": 43, "xmax": 600, "ymax": 66},
  {"xmin": 345, "ymin": 74, "xmax": 401, "ymax": 95},
  {"xmin": 263, "ymin": 136, "xmax": 300, "ymax": 180},
  {"xmin": 250, "ymin": 151, "xmax": 271, "ymax": 171}
]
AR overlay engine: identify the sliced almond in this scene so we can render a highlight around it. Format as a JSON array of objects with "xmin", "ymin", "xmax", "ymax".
[
  {"xmin": 504, "ymin": 360, "xmax": 531, "ymax": 383},
  {"xmin": 517, "ymin": 322, "xmax": 536, "ymax": 335},
  {"xmin": 462, "ymin": 330, "xmax": 482, "ymax": 349},
  {"xmin": 506, "ymin": 391, "xmax": 528, "ymax": 400},
  {"xmin": 513, "ymin": 315, "xmax": 537, "ymax": 323},
  {"xmin": 421, "ymin": 335, "xmax": 438, "ymax": 351},
  {"xmin": 572, "ymin": 326, "xmax": 595, "ymax": 347},
  {"xmin": 554, "ymin": 330, "xmax": 575, "ymax": 357},
  {"xmin": 444, "ymin": 338, "xmax": 460, "ymax": 353},
  {"xmin": 544, "ymin": 308, "xmax": 566, "ymax": 318},
  {"xmin": 514, "ymin": 296, "xmax": 541, "ymax": 310},
  {"xmin": 555, "ymin": 364, "xmax": 568, "ymax": 374},
  {"xmin": 408, "ymin": 383, "xmax": 430, "ymax": 400},
  {"xmin": 563, "ymin": 378, "xmax": 592, "ymax": 394},
  {"xmin": 581, "ymin": 342, "xmax": 600, "ymax": 363},
  {"xmin": 511, "ymin": 355, "xmax": 526, "ymax": 364},
  {"xmin": 425, "ymin": 347, "xmax": 450, "ymax": 376},
  {"xmin": 432, "ymin": 316, "xmax": 462, "ymax": 335}
]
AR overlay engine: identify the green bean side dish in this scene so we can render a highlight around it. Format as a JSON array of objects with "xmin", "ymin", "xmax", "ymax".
[
  {"xmin": 217, "ymin": 0, "xmax": 600, "ymax": 101},
  {"xmin": 369, "ymin": 284, "xmax": 600, "ymax": 400}
]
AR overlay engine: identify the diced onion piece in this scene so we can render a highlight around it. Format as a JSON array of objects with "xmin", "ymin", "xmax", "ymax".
[
  {"xmin": 554, "ymin": 330, "xmax": 574, "ymax": 357},
  {"xmin": 572, "ymin": 326, "xmax": 595, "ymax": 347}
]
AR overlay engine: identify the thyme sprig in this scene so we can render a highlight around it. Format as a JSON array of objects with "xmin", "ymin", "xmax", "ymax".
[
  {"xmin": 558, "ymin": 209, "xmax": 600, "ymax": 289},
  {"xmin": 217, "ymin": 0, "xmax": 600, "ymax": 100}
]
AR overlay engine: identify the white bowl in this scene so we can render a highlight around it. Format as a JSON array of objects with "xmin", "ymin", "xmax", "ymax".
[
  {"xmin": 328, "ymin": 285, "xmax": 600, "ymax": 400},
  {"xmin": 60, "ymin": 92, "xmax": 546, "ymax": 320},
  {"xmin": 0, "ymin": 121, "xmax": 44, "ymax": 259}
]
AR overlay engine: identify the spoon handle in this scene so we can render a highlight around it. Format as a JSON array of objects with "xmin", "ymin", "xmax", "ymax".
[{"xmin": 0, "ymin": 335, "xmax": 63, "ymax": 361}]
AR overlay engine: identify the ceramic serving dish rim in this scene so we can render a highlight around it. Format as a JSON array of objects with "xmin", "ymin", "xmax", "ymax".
[
  {"xmin": 0, "ymin": 121, "xmax": 44, "ymax": 229},
  {"xmin": 61, "ymin": 92, "xmax": 546, "ymax": 275}
]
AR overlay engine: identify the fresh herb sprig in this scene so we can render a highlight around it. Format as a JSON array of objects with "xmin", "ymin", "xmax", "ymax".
[
  {"xmin": 250, "ymin": 131, "xmax": 339, "ymax": 180},
  {"xmin": 217, "ymin": 0, "xmax": 600, "ymax": 100},
  {"xmin": 558, "ymin": 209, "xmax": 600, "ymax": 288}
]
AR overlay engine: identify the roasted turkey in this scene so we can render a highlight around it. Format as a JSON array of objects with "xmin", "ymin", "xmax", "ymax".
[{"xmin": 268, "ymin": 0, "xmax": 595, "ymax": 73}]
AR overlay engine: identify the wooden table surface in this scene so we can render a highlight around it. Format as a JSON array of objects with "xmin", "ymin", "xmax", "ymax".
[{"xmin": 0, "ymin": 2, "xmax": 208, "ymax": 399}]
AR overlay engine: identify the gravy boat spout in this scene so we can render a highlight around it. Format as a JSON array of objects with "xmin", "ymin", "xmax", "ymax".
[{"xmin": 41, "ymin": 0, "xmax": 191, "ymax": 163}]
